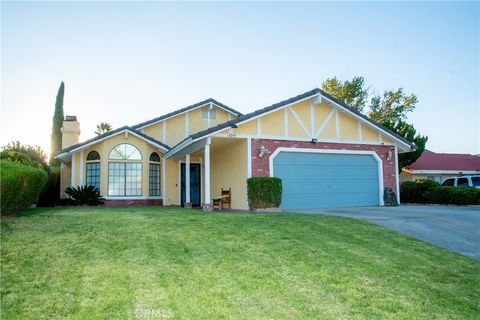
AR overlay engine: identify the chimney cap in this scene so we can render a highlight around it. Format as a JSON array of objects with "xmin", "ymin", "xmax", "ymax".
[{"xmin": 64, "ymin": 115, "xmax": 77, "ymax": 122}]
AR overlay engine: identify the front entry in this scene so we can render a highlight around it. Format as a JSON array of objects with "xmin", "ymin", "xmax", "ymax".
[{"xmin": 181, "ymin": 163, "xmax": 201, "ymax": 207}]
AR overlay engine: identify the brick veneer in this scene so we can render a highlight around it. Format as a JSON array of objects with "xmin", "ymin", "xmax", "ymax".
[
  {"xmin": 104, "ymin": 198, "xmax": 163, "ymax": 207},
  {"xmin": 251, "ymin": 139, "xmax": 397, "ymax": 192}
]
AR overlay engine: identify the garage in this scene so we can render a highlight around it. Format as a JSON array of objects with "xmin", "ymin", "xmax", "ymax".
[{"xmin": 271, "ymin": 150, "xmax": 382, "ymax": 209}]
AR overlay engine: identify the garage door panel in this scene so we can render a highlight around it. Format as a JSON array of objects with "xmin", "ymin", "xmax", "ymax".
[{"xmin": 273, "ymin": 151, "xmax": 380, "ymax": 209}]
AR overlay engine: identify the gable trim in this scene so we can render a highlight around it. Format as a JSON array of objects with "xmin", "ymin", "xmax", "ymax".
[
  {"xmin": 55, "ymin": 127, "xmax": 170, "ymax": 159},
  {"xmin": 132, "ymin": 99, "xmax": 242, "ymax": 130}
]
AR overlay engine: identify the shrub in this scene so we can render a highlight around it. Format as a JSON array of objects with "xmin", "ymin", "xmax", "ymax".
[
  {"xmin": 37, "ymin": 166, "xmax": 61, "ymax": 207},
  {"xmin": 0, "ymin": 141, "xmax": 48, "ymax": 169},
  {"xmin": 424, "ymin": 186, "xmax": 480, "ymax": 205},
  {"xmin": 247, "ymin": 177, "xmax": 282, "ymax": 209},
  {"xmin": 0, "ymin": 160, "xmax": 48, "ymax": 215},
  {"xmin": 64, "ymin": 185, "xmax": 104, "ymax": 206},
  {"xmin": 400, "ymin": 180, "xmax": 439, "ymax": 203}
]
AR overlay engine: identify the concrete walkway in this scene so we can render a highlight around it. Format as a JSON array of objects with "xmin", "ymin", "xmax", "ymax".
[{"xmin": 290, "ymin": 205, "xmax": 480, "ymax": 260}]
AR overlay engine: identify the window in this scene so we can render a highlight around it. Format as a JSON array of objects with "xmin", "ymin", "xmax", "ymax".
[
  {"xmin": 427, "ymin": 176, "xmax": 442, "ymax": 184},
  {"xmin": 109, "ymin": 144, "xmax": 142, "ymax": 160},
  {"xmin": 108, "ymin": 144, "xmax": 142, "ymax": 196},
  {"xmin": 457, "ymin": 178, "xmax": 469, "ymax": 187},
  {"xmin": 149, "ymin": 152, "xmax": 161, "ymax": 196},
  {"xmin": 108, "ymin": 163, "xmax": 142, "ymax": 196},
  {"xmin": 86, "ymin": 151, "xmax": 100, "ymax": 190},
  {"xmin": 472, "ymin": 177, "xmax": 480, "ymax": 187},
  {"xmin": 442, "ymin": 179, "xmax": 454, "ymax": 186},
  {"xmin": 201, "ymin": 106, "xmax": 216, "ymax": 120},
  {"xmin": 87, "ymin": 151, "xmax": 100, "ymax": 161}
]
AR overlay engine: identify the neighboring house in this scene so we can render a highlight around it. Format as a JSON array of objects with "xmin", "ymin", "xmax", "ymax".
[
  {"xmin": 55, "ymin": 88, "xmax": 415, "ymax": 210},
  {"xmin": 400, "ymin": 151, "xmax": 480, "ymax": 184}
]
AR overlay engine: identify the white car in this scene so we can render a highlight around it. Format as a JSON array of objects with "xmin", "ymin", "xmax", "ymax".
[{"xmin": 441, "ymin": 175, "xmax": 480, "ymax": 189}]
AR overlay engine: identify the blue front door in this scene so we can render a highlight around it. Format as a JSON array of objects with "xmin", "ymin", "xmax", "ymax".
[{"xmin": 181, "ymin": 163, "xmax": 201, "ymax": 207}]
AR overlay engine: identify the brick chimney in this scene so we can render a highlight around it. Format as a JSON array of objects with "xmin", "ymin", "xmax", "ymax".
[{"xmin": 60, "ymin": 115, "xmax": 81, "ymax": 148}]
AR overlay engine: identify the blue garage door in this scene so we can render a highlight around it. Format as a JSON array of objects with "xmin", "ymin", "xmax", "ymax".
[{"xmin": 273, "ymin": 152, "xmax": 380, "ymax": 209}]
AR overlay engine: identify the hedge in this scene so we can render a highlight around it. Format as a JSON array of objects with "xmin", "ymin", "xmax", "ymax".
[
  {"xmin": 400, "ymin": 180, "xmax": 480, "ymax": 205},
  {"xmin": 400, "ymin": 180, "xmax": 439, "ymax": 203},
  {"xmin": 0, "ymin": 160, "xmax": 48, "ymax": 215},
  {"xmin": 247, "ymin": 177, "xmax": 282, "ymax": 209},
  {"xmin": 424, "ymin": 186, "xmax": 480, "ymax": 205}
]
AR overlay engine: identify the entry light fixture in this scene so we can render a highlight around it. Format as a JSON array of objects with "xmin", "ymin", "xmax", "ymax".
[
  {"xmin": 259, "ymin": 145, "xmax": 267, "ymax": 158},
  {"xmin": 311, "ymin": 138, "xmax": 318, "ymax": 144},
  {"xmin": 387, "ymin": 149, "xmax": 393, "ymax": 161}
]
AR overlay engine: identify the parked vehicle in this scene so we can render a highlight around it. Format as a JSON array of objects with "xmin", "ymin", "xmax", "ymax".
[{"xmin": 441, "ymin": 175, "xmax": 480, "ymax": 189}]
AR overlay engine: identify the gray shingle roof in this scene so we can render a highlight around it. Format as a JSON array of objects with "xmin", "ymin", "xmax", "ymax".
[
  {"xmin": 55, "ymin": 126, "xmax": 170, "ymax": 157},
  {"xmin": 167, "ymin": 88, "xmax": 416, "ymax": 155},
  {"xmin": 131, "ymin": 98, "xmax": 242, "ymax": 130}
]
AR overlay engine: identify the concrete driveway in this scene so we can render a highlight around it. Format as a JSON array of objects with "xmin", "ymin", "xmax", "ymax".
[{"xmin": 291, "ymin": 205, "xmax": 480, "ymax": 260}]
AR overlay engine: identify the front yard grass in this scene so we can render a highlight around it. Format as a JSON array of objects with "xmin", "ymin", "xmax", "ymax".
[{"xmin": 1, "ymin": 207, "xmax": 478, "ymax": 319}]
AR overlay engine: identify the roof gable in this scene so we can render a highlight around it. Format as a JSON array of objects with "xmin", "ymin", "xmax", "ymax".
[
  {"xmin": 132, "ymin": 98, "xmax": 242, "ymax": 130},
  {"xmin": 165, "ymin": 88, "xmax": 416, "ymax": 157},
  {"xmin": 55, "ymin": 126, "xmax": 170, "ymax": 159}
]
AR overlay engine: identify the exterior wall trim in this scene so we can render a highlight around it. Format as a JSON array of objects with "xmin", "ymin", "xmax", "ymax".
[
  {"xmin": 228, "ymin": 134, "xmax": 395, "ymax": 146},
  {"xmin": 268, "ymin": 147, "xmax": 385, "ymax": 206},
  {"xmin": 135, "ymin": 102, "xmax": 240, "ymax": 130},
  {"xmin": 404, "ymin": 169, "xmax": 480, "ymax": 174}
]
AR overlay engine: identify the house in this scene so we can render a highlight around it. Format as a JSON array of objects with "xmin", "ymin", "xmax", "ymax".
[
  {"xmin": 400, "ymin": 151, "xmax": 480, "ymax": 184},
  {"xmin": 55, "ymin": 88, "xmax": 415, "ymax": 210}
]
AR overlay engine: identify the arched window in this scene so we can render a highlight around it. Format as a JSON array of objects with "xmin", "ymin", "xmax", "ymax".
[
  {"xmin": 109, "ymin": 144, "xmax": 142, "ymax": 160},
  {"xmin": 87, "ymin": 151, "xmax": 100, "ymax": 161},
  {"xmin": 86, "ymin": 151, "xmax": 100, "ymax": 190},
  {"xmin": 108, "ymin": 144, "xmax": 142, "ymax": 196},
  {"xmin": 149, "ymin": 152, "xmax": 161, "ymax": 196}
]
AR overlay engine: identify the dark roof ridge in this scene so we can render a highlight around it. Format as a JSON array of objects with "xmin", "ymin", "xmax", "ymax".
[
  {"xmin": 168, "ymin": 88, "xmax": 415, "ymax": 153},
  {"xmin": 55, "ymin": 126, "xmax": 170, "ymax": 157},
  {"xmin": 131, "ymin": 98, "xmax": 242, "ymax": 130}
]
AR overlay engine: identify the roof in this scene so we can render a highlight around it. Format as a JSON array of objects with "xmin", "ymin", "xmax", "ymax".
[
  {"xmin": 166, "ymin": 88, "xmax": 416, "ymax": 157},
  {"xmin": 406, "ymin": 151, "xmax": 480, "ymax": 171},
  {"xmin": 55, "ymin": 126, "xmax": 170, "ymax": 159},
  {"xmin": 132, "ymin": 98, "xmax": 242, "ymax": 130}
]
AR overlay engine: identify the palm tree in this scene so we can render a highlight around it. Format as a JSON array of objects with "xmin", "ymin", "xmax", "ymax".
[{"xmin": 94, "ymin": 122, "xmax": 113, "ymax": 136}]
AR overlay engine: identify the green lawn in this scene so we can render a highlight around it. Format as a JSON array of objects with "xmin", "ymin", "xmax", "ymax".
[{"xmin": 1, "ymin": 207, "xmax": 479, "ymax": 319}]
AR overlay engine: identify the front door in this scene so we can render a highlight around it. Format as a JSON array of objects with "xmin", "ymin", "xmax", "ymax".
[{"xmin": 181, "ymin": 163, "xmax": 201, "ymax": 207}]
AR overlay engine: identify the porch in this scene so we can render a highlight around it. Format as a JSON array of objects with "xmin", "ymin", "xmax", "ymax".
[{"xmin": 165, "ymin": 137, "xmax": 249, "ymax": 210}]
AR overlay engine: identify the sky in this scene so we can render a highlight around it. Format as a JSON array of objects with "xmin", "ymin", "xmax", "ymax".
[{"xmin": 1, "ymin": 1, "xmax": 479, "ymax": 158}]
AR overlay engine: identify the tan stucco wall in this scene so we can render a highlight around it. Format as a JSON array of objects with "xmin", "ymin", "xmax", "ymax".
[
  {"xmin": 211, "ymin": 138, "xmax": 248, "ymax": 210},
  {"xmin": 221, "ymin": 100, "xmax": 392, "ymax": 145},
  {"xmin": 66, "ymin": 133, "xmax": 164, "ymax": 198},
  {"xmin": 140, "ymin": 105, "xmax": 236, "ymax": 147}
]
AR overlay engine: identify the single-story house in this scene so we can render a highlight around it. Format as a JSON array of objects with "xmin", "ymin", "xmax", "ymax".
[
  {"xmin": 55, "ymin": 88, "xmax": 415, "ymax": 210},
  {"xmin": 400, "ymin": 151, "xmax": 480, "ymax": 184}
]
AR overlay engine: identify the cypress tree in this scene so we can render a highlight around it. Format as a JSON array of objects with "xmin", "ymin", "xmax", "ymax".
[{"xmin": 49, "ymin": 82, "xmax": 65, "ymax": 165}]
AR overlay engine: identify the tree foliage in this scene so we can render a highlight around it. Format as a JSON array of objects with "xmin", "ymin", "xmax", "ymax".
[
  {"xmin": 94, "ymin": 122, "xmax": 113, "ymax": 136},
  {"xmin": 322, "ymin": 77, "xmax": 369, "ymax": 112},
  {"xmin": 321, "ymin": 76, "xmax": 427, "ymax": 171},
  {"xmin": 0, "ymin": 141, "xmax": 48, "ymax": 169},
  {"xmin": 49, "ymin": 82, "xmax": 65, "ymax": 165}
]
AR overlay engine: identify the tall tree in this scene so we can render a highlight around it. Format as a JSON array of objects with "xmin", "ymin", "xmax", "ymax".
[
  {"xmin": 94, "ymin": 122, "xmax": 113, "ymax": 136},
  {"xmin": 49, "ymin": 82, "xmax": 65, "ymax": 165},
  {"xmin": 322, "ymin": 76, "xmax": 427, "ymax": 171},
  {"xmin": 321, "ymin": 76, "xmax": 369, "ymax": 112}
]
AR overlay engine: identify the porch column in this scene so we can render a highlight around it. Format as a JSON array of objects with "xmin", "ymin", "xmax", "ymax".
[
  {"xmin": 185, "ymin": 154, "xmax": 192, "ymax": 208},
  {"xmin": 203, "ymin": 137, "xmax": 212, "ymax": 211},
  {"xmin": 71, "ymin": 154, "xmax": 77, "ymax": 187}
]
